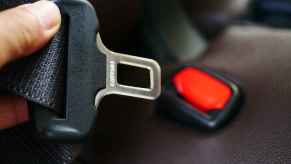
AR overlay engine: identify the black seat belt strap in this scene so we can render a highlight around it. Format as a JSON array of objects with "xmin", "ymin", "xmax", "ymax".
[{"xmin": 0, "ymin": 0, "xmax": 74, "ymax": 164}]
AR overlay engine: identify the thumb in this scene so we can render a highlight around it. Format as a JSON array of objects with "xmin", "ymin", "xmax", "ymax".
[{"xmin": 0, "ymin": 0, "xmax": 61, "ymax": 68}]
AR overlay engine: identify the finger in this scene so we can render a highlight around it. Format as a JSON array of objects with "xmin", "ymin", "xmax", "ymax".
[
  {"xmin": 0, "ymin": 96, "xmax": 29, "ymax": 129},
  {"xmin": 0, "ymin": 0, "xmax": 61, "ymax": 68}
]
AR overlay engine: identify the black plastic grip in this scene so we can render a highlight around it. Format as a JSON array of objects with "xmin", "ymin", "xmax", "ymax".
[{"xmin": 34, "ymin": 0, "xmax": 106, "ymax": 142}]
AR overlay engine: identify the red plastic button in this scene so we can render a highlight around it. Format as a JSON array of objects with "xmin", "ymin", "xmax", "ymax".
[{"xmin": 172, "ymin": 67, "xmax": 232, "ymax": 112}]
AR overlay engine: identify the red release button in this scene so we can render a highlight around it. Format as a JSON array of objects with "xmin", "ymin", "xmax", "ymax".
[{"xmin": 172, "ymin": 67, "xmax": 232, "ymax": 112}]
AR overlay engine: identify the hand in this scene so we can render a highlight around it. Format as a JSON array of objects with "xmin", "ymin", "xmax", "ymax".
[{"xmin": 0, "ymin": 1, "xmax": 61, "ymax": 129}]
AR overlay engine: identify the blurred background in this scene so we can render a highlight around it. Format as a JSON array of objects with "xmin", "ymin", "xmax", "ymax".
[
  {"xmin": 89, "ymin": 0, "xmax": 251, "ymax": 55},
  {"xmin": 89, "ymin": 0, "xmax": 290, "ymax": 65}
]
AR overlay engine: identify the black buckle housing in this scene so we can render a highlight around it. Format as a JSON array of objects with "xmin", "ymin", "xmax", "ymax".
[
  {"xmin": 157, "ymin": 66, "xmax": 242, "ymax": 130},
  {"xmin": 34, "ymin": 0, "xmax": 106, "ymax": 142}
]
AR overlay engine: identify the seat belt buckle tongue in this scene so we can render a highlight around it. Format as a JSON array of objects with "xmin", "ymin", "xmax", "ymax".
[
  {"xmin": 95, "ymin": 34, "xmax": 161, "ymax": 106},
  {"xmin": 34, "ymin": 0, "xmax": 161, "ymax": 142}
]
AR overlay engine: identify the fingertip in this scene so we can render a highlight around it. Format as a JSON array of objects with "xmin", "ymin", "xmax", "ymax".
[
  {"xmin": 0, "ymin": 96, "xmax": 29, "ymax": 129},
  {"xmin": 23, "ymin": 0, "xmax": 62, "ymax": 37},
  {"xmin": 14, "ymin": 97, "xmax": 29, "ymax": 125}
]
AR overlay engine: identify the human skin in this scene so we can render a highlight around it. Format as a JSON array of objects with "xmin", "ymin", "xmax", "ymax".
[{"xmin": 0, "ymin": 0, "xmax": 61, "ymax": 129}]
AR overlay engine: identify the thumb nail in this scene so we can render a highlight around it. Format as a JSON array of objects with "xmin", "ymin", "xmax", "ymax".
[{"xmin": 24, "ymin": 0, "xmax": 61, "ymax": 30}]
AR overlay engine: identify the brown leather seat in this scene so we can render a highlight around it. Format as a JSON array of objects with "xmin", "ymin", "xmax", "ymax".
[{"xmin": 78, "ymin": 25, "xmax": 291, "ymax": 163}]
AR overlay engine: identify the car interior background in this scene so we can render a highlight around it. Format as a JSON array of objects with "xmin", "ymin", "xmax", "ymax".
[{"xmin": 2, "ymin": 0, "xmax": 291, "ymax": 163}]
